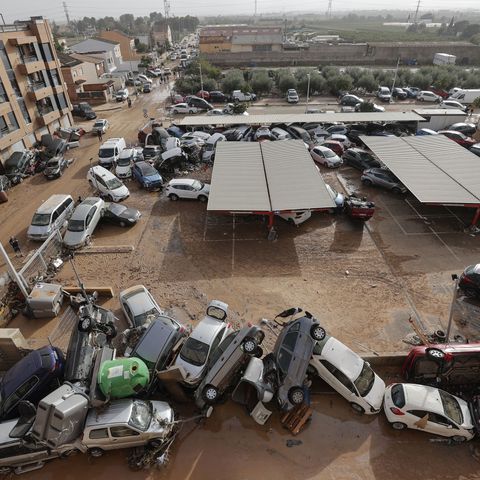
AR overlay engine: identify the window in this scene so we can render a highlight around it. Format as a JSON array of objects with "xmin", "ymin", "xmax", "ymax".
[
  {"xmin": 282, "ymin": 331, "xmax": 298, "ymax": 352},
  {"xmin": 320, "ymin": 360, "xmax": 356, "ymax": 394},
  {"xmin": 48, "ymin": 69, "xmax": 61, "ymax": 87},
  {"xmin": 0, "ymin": 81, "xmax": 6, "ymax": 103},
  {"xmin": 85, "ymin": 207, "xmax": 97, "ymax": 226},
  {"xmin": 36, "ymin": 97, "xmax": 55, "ymax": 116},
  {"xmin": 39, "ymin": 43, "xmax": 54, "ymax": 62},
  {"xmin": 7, "ymin": 112, "xmax": 19, "ymax": 131},
  {"xmin": 110, "ymin": 426, "xmax": 139, "ymax": 438},
  {"xmin": 17, "ymin": 98, "xmax": 31, "ymax": 124},
  {"xmin": 55, "ymin": 93, "xmax": 68, "ymax": 111},
  {"xmin": 89, "ymin": 428, "xmax": 109, "ymax": 439},
  {"xmin": 0, "ymin": 40, "xmax": 13, "ymax": 71},
  {"xmin": 277, "ymin": 348, "xmax": 293, "ymax": 375}
]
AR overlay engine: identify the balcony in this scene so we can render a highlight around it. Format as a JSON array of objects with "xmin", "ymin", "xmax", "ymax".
[
  {"xmin": 17, "ymin": 59, "xmax": 44, "ymax": 75},
  {"xmin": 0, "ymin": 124, "xmax": 18, "ymax": 139},
  {"xmin": 8, "ymin": 35, "xmax": 37, "ymax": 46},
  {"xmin": 26, "ymin": 82, "xmax": 53, "ymax": 101},
  {"xmin": 36, "ymin": 108, "xmax": 60, "ymax": 126}
]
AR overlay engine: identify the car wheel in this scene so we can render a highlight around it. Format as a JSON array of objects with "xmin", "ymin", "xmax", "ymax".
[
  {"xmin": 288, "ymin": 387, "xmax": 305, "ymax": 406},
  {"xmin": 426, "ymin": 347, "xmax": 446, "ymax": 361},
  {"xmin": 362, "ymin": 178, "xmax": 373, "ymax": 186},
  {"xmin": 78, "ymin": 317, "xmax": 92, "ymax": 332},
  {"xmin": 173, "ymin": 109, "xmax": 178, "ymax": 114},
  {"xmin": 169, "ymin": 193, "xmax": 179, "ymax": 201},
  {"xmin": 310, "ymin": 323, "xmax": 326, "ymax": 341},
  {"xmin": 391, "ymin": 422, "xmax": 407, "ymax": 430},
  {"xmin": 461, "ymin": 287, "xmax": 477, "ymax": 298},
  {"xmin": 452, "ymin": 435, "xmax": 467, "ymax": 443},
  {"xmin": 88, "ymin": 448, "xmax": 104, "ymax": 458},
  {"xmin": 148, "ymin": 438, "xmax": 164, "ymax": 448},
  {"xmin": 202, "ymin": 384, "xmax": 219, "ymax": 404},
  {"xmin": 254, "ymin": 346, "xmax": 264, "ymax": 358},
  {"xmin": 0, "ymin": 467, "xmax": 12, "ymax": 475},
  {"xmin": 350, "ymin": 403, "xmax": 365, "ymax": 414},
  {"xmin": 189, "ymin": 109, "xmax": 194, "ymax": 114},
  {"xmin": 198, "ymin": 195, "xmax": 208, "ymax": 203},
  {"xmin": 391, "ymin": 187, "xmax": 402, "ymax": 194},
  {"xmin": 85, "ymin": 236, "xmax": 91, "ymax": 246},
  {"xmin": 242, "ymin": 337, "xmax": 258, "ymax": 354},
  {"xmin": 104, "ymin": 323, "xmax": 117, "ymax": 340},
  {"xmin": 119, "ymin": 220, "xmax": 127, "ymax": 228}
]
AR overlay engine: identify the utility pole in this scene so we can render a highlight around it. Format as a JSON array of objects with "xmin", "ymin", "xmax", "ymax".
[
  {"xmin": 326, "ymin": 0, "xmax": 333, "ymax": 18},
  {"xmin": 199, "ymin": 60, "xmax": 203, "ymax": 94},
  {"xmin": 414, "ymin": 0, "xmax": 420, "ymax": 24},
  {"xmin": 62, "ymin": 1, "xmax": 70, "ymax": 25},
  {"xmin": 390, "ymin": 57, "xmax": 400, "ymax": 102},
  {"xmin": 254, "ymin": 0, "xmax": 258, "ymax": 22},
  {"xmin": 305, "ymin": 73, "xmax": 311, "ymax": 113}
]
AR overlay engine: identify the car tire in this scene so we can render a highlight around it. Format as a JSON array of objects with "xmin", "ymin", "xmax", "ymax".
[
  {"xmin": 198, "ymin": 195, "xmax": 208, "ymax": 203},
  {"xmin": 173, "ymin": 109, "xmax": 178, "ymax": 114},
  {"xmin": 461, "ymin": 287, "xmax": 477, "ymax": 298},
  {"xmin": 189, "ymin": 110, "xmax": 194, "ymax": 114},
  {"xmin": 419, "ymin": 97, "xmax": 424, "ymax": 102},
  {"xmin": 362, "ymin": 178, "xmax": 373, "ymax": 186},
  {"xmin": 426, "ymin": 347, "xmax": 446, "ymax": 361},
  {"xmin": 242, "ymin": 337, "xmax": 258, "ymax": 354},
  {"xmin": 391, "ymin": 422, "xmax": 407, "ymax": 430},
  {"xmin": 88, "ymin": 448, "xmax": 104, "ymax": 458},
  {"xmin": 169, "ymin": 193, "xmax": 179, "ymax": 201},
  {"xmin": 350, "ymin": 402, "xmax": 365, "ymax": 414},
  {"xmin": 104, "ymin": 323, "xmax": 117, "ymax": 340},
  {"xmin": 0, "ymin": 467, "xmax": 12, "ymax": 475},
  {"xmin": 202, "ymin": 384, "xmax": 219, "ymax": 404},
  {"xmin": 310, "ymin": 323, "xmax": 326, "ymax": 341},
  {"xmin": 392, "ymin": 187, "xmax": 402, "ymax": 194},
  {"xmin": 254, "ymin": 346, "xmax": 264, "ymax": 358},
  {"xmin": 78, "ymin": 317, "xmax": 92, "ymax": 332},
  {"xmin": 288, "ymin": 387, "xmax": 305, "ymax": 406},
  {"xmin": 148, "ymin": 438, "xmax": 164, "ymax": 448},
  {"xmin": 85, "ymin": 236, "xmax": 91, "ymax": 246},
  {"xmin": 452, "ymin": 435, "xmax": 467, "ymax": 443},
  {"xmin": 119, "ymin": 220, "xmax": 126, "ymax": 228}
]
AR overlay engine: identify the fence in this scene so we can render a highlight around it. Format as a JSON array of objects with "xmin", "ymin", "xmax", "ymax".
[{"xmin": 19, "ymin": 229, "xmax": 64, "ymax": 289}]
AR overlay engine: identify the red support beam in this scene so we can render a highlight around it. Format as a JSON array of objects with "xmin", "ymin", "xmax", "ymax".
[{"xmin": 471, "ymin": 207, "xmax": 480, "ymax": 227}]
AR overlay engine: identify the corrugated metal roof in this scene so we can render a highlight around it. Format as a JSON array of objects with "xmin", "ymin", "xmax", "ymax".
[
  {"xmin": 261, "ymin": 141, "xmax": 335, "ymax": 211},
  {"xmin": 359, "ymin": 135, "xmax": 480, "ymax": 205},
  {"xmin": 207, "ymin": 140, "xmax": 335, "ymax": 213},
  {"xmin": 178, "ymin": 112, "xmax": 424, "ymax": 126},
  {"xmin": 413, "ymin": 108, "xmax": 466, "ymax": 117},
  {"xmin": 207, "ymin": 142, "xmax": 270, "ymax": 212}
]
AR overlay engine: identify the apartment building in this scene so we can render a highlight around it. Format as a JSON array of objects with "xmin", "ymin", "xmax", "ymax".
[{"xmin": 0, "ymin": 17, "xmax": 72, "ymax": 162}]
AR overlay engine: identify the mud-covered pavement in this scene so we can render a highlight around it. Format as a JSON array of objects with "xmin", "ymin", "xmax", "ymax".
[{"xmin": 2, "ymin": 81, "xmax": 480, "ymax": 479}]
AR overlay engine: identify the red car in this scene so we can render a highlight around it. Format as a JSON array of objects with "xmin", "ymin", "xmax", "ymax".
[
  {"xmin": 438, "ymin": 130, "xmax": 477, "ymax": 148},
  {"xmin": 197, "ymin": 90, "xmax": 210, "ymax": 100},
  {"xmin": 429, "ymin": 85, "xmax": 449, "ymax": 99},
  {"xmin": 320, "ymin": 140, "xmax": 345, "ymax": 156}
]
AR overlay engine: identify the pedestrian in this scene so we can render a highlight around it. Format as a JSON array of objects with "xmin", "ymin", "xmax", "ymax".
[
  {"xmin": 76, "ymin": 195, "xmax": 83, "ymax": 205},
  {"xmin": 97, "ymin": 129, "xmax": 103, "ymax": 142},
  {"xmin": 9, "ymin": 236, "xmax": 23, "ymax": 257},
  {"xmin": 127, "ymin": 97, "xmax": 132, "ymax": 108}
]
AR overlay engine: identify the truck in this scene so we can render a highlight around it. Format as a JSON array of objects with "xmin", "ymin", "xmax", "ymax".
[
  {"xmin": 71, "ymin": 102, "xmax": 96, "ymax": 120},
  {"xmin": 433, "ymin": 53, "xmax": 456, "ymax": 66},
  {"xmin": 232, "ymin": 90, "xmax": 257, "ymax": 102},
  {"xmin": 448, "ymin": 89, "xmax": 480, "ymax": 105}
]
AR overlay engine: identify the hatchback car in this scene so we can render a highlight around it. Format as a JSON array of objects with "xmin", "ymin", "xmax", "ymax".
[
  {"xmin": 132, "ymin": 162, "xmax": 163, "ymax": 191},
  {"xmin": 343, "ymin": 148, "xmax": 381, "ymax": 171},
  {"xmin": 340, "ymin": 94, "xmax": 363, "ymax": 107},
  {"xmin": 82, "ymin": 398, "xmax": 174, "ymax": 457},
  {"xmin": 87, "ymin": 166, "xmax": 130, "ymax": 202},
  {"xmin": 91, "ymin": 119, "xmax": 109, "ymax": 134},
  {"xmin": 310, "ymin": 146, "xmax": 342, "ymax": 168},
  {"xmin": 194, "ymin": 325, "xmax": 265, "ymax": 409},
  {"xmin": 63, "ymin": 197, "xmax": 105, "ymax": 248},
  {"xmin": 438, "ymin": 130, "xmax": 476, "ymax": 148},
  {"xmin": 119, "ymin": 285, "xmax": 164, "ymax": 328},
  {"xmin": 286, "ymin": 89, "xmax": 299, "ymax": 103},
  {"xmin": 417, "ymin": 91, "xmax": 441, "ymax": 102},
  {"xmin": 361, "ymin": 168, "xmax": 407, "ymax": 194},
  {"xmin": 175, "ymin": 300, "xmax": 231, "ymax": 387},
  {"xmin": 43, "ymin": 156, "xmax": 68, "ymax": 180},
  {"xmin": 446, "ymin": 123, "xmax": 477, "ymax": 136},
  {"xmin": 392, "ymin": 88, "xmax": 408, "ymax": 100},
  {"xmin": 165, "ymin": 178, "xmax": 210, "ymax": 202},
  {"xmin": 102, "ymin": 203, "xmax": 141, "ymax": 228},
  {"xmin": 376, "ymin": 86, "xmax": 391, "ymax": 102},
  {"xmin": 171, "ymin": 103, "xmax": 198, "ymax": 114},
  {"xmin": 321, "ymin": 140, "xmax": 345, "ymax": 156},
  {"xmin": 383, "ymin": 383, "xmax": 476, "ymax": 442},
  {"xmin": 0, "ymin": 346, "xmax": 64, "ymax": 420},
  {"xmin": 115, "ymin": 89, "xmax": 129, "ymax": 102},
  {"xmin": 268, "ymin": 310, "xmax": 326, "ymax": 411},
  {"xmin": 310, "ymin": 335, "xmax": 385, "ymax": 414},
  {"xmin": 114, "ymin": 148, "xmax": 139, "ymax": 179}
]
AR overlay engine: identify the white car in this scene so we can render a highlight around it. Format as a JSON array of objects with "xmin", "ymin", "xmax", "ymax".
[
  {"xmin": 91, "ymin": 119, "xmax": 109, "ymax": 134},
  {"xmin": 277, "ymin": 210, "xmax": 312, "ymax": 225},
  {"xmin": 171, "ymin": 103, "xmax": 198, "ymax": 114},
  {"xmin": 115, "ymin": 89, "xmax": 129, "ymax": 101},
  {"xmin": 175, "ymin": 300, "xmax": 231, "ymax": 387},
  {"xmin": 137, "ymin": 74, "xmax": 152, "ymax": 84},
  {"xmin": 310, "ymin": 146, "xmax": 343, "ymax": 168},
  {"xmin": 206, "ymin": 109, "xmax": 225, "ymax": 116},
  {"xmin": 119, "ymin": 284, "xmax": 164, "ymax": 328},
  {"xmin": 384, "ymin": 383, "xmax": 476, "ymax": 442},
  {"xmin": 439, "ymin": 99, "xmax": 467, "ymax": 111},
  {"xmin": 310, "ymin": 335, "xmax": 385, "ymax": 414},
  {"xmin": 286, "ymin": 89, "xmax": 299, "ymax": 103},
  {"xmin": 165, "ymin": 179, "xmax": 210, "ymax": 202},
  {"xmin": 326, "ymin": 183, "xmax": 345, "ymax": 210},
  {"xmin": 115, "ymin": 148, "xmax": 136, "ymax": 179},
  {"xmin": 328, "ymin": 134, "xmax": 352, "ymax": 149},
  {"xmin": 417, "ymin": 90, "xmax": 441, "ymax": 102},
  {"xmin": 63, "ymin": 197, "xmax": 104, "ymax": 249},
  {"xmin": 87, "ymin": 165, "xmax": 130, "ymax": 202}
]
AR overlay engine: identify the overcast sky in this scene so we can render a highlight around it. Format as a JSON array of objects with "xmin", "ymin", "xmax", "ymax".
[{"xmin": 2, "ymin": 0, "xmax": 479, "ymax": 23}]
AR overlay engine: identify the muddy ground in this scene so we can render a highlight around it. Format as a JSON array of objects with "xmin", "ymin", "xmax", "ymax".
[{"xmin": 1, "ymin": 78, "xmax": 480, "ymax": 479}]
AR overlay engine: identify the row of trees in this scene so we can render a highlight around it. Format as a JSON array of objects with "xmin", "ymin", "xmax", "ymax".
[{"xmin": 174, "ymin": 61, "xmax": 480, "ymax": 97}]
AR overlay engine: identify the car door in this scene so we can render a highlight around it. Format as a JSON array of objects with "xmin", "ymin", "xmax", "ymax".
[
  {"xmin": 94, "ymin": 173, "xmax": 107, "ymax": 194},
  {"xmin": 183, "ymin": 184, "xmax": 196, "ymax": 199},
  {"xmin": 85, "ymin": 206, "xmax": 97, "ymax": 235},
  {"xmin": 317, "ymin": 359, "xmax": 359, "ymax": 402},
  {"xmin": 108, "ymin": 425, "xmax": 142, "ymax": 449},
  {"xmin": 407, "ymin": 409, "xmax": 452, "ymax": 436}
]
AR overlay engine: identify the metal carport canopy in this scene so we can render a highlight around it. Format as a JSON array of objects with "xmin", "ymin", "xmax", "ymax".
[
  {"xmin": 359, "ymin": 135, "xmax": 480, "ymax": 205},
  {"xmin": 207, "ymin": 140, "xmax": 335, "ymax": 213},
  {"xmin": 177, "ymin": 111, "xmax": 424, "ymax": 126}
]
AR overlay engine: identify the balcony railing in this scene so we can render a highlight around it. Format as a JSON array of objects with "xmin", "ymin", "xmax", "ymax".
[
  {"xmin": 21, "ymin": 54, "xmax": 39, "ymax": 64},
  {"xmin": 37, "ymin": 106, "xmax": 54, "ymax": 116},
  {"xmin": 0, "ymin": 124, "xmax": 17, "ymax": 137},
  {"xmin": 27, "ymin": 81, "xmax": 47, "ymax": 92}
]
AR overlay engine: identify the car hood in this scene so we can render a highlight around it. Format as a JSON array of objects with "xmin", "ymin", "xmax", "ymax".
[
  {"xmin": 362, "ymin": 374, "xmax": 386, "ymax": 410},
  {"xmin": 120, "ymin": 208, "xmax": 140, "ymax": 220},
  {"xmin": 143, "ymin": 174, "xmax": 162, "ymax": 182},
  {"xmin": 64, "ymin": 230, "xmax": 87, "ymax": 248},
  {"xmin": 27, "ymin": 224, "xmax": 51, "ymax": 237},
  {"xmin": 146, "ymin": 400, "xmax": 174, "ymax": 435},
  {"xmin": 111, "ymin": 185, "xmax": 130, "ymax": 197},
  {"xmin": 174, "ymin": 356, "xmax": 205, "ymax": 384}
]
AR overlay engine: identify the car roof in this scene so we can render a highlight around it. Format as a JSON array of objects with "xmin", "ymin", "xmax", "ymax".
[
  {"xmin": 119, "ymin": 148, "xmax": 133, "ymax": 158},
  {"xmin": 122, "ymin": 286, "xmax": 155, "ymax": 316},
  {"xmin": 35, "ymin": 194, "xmax": 72, "ymax": 214},
  {"xmin": 90, "ymin": 165, "xmax": 117, "ymax": 180},
  {"xmin": 71, "ymin": 197, "xmax": 102, "ymax": 220},
  {"xmin": 168, "ymin": 178, "xmax": 196, "ymax": 186},
  {"xmin": 85, "ymin": 398, "xmax": 134, "ymax": 427},
  {"xmin": 401, "ymin": 383, "xmax": 450, "ymax": 415},
  {"xmin": 190, "ymin": 316, "xmax": 225, "ymax": 343},
  {"xmin": 318, "ymin": 337, "xmax": 364, "ymax": 380}
]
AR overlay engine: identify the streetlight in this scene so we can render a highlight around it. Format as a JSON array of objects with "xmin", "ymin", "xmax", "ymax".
[
  {"xmin": 390, "ymin": 57, "xmax": 400, "ymax": 103},
  {"xmin": 305, "ymin": 73, "xmax": 311, "ymax": 113}
]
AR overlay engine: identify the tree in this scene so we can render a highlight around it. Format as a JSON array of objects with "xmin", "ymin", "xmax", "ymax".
[
  {"xmin": 277, "ymin": 73, "xmax": 297, "ymax": 94},
  {"xmin": 357, "ymin": 102, "xmax": 375, "ymax": 112},
  {"xmin": 357, "ymin": 73, "xmax": 376, "ymax": 92},
  {"xmin": 135, "ymin": 42, "xmax": 148, "ymax": 53},
  {"xmin": 222, "ymin": 70, "xmax": 245, "ymax": 94},
  {"xmin": 251, "ymin": 72, "xmax": 273, "ymax": 96},
  {"xmin": 472, "ymin": 97, "xmax": 480, "ymax": 109},
  {"xmin": 232, "ymin": 103, "xmax": 248, "ymax": 114},
  {"xmin": 327, "ymin": 74, "xmax": 353, "ymax": 95}
]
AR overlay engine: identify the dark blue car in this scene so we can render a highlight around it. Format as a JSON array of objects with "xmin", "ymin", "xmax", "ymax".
[
  {"xmin": 0, "ymin": 346, "xmax": 64, "ymax": 420},
  {"xmin": 131, "ymin": 161, "xmax": 163, "ymax": 191}
]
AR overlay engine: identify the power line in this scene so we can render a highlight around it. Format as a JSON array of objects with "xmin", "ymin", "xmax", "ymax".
[
  {"xmin": 326, "ymin": 0, "xmax": 333, "ymax": 18},
  {"xmin": 414, "ymin": 0, "xmax": 421, "ymax": 23},
  {"xmin": 164, "ymin": 0, "xmax": 171, "ymax": 20}
]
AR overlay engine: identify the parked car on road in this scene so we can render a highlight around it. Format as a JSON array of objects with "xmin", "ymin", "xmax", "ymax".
[
  {"xmin": 115, "ymin": 89, "xmax": 129, "ymax": 102},
  {"xmin": 0, "ymin": 346, "xmax": 64, "ymax": 420},
  {"xmin": 361, "ymin": 168, "xmax": 407, "ymax": 193},
  {"xmin": 131, "ymin": 161, "xmax": 163, "ymax": 191},
  {"xmin": 115, "ymin": 148, "xmax": 138, "ymax": 179},
  {"xmin": 170, "ymin": 103, "xmax": 198, "ymax": 114},
  {"xmin": 286, "ymin": 89, "xmax": 299, "ymax": 103},
  {"xmin": 340, "ymin": 94, "xmax": 363, "ymax": 107},
  {"xmin": 142, "ymin": 145, "xmax": 162, "ymax": 162},
  {"xmin": 403, "ymin": 86, "xmax": 420, "ymax": 98},
  {"xmin": 43, "ymin": 156, "xmax": 68, "ymax": 180},
  {"xmin": 72, "ymin": 102, "xmax": 96, "ymax": 119},
  {"xmin": 232, "ymin": 90, "xmax": 256, "ymax": 102},
  {"xmin": 310, "ymin": 145, "xmax": 342, "ymax": 168},
  {"xmin": 417, "ymin": 91, "xmax": 441, "ymax": 102},
  {"xmin": 102, "ymin": 203, "xmax": 141, "ymax": 227},
  {"xmin": 175, "ymin": 300, "xmax": 231, "ymax": 387},
  {"xmin": 383, "ymin": 383, "xmax": 476, "ymax": 442},
  {"xmin": 194, "ymin": 325, "xmax": 265, "ymax": 409},
  {"xmin": 165, "ymin": 178, "xmax": 210, "ymax": 202},
  {"xmin": 376, "ymin": 86, "xmax": 391, "ymax": 102},
  {"xmin": 186, "ymin": 96, "xmax": 213, "ymax": 110},
  {"xmin": 392, "ymin": 88, "xmax": 407, "ymax": 100},
  {"xmin": 310, "ymin": 334, "xmax": 385, "ymax": 414},
  {"xmin": 119, "ymin": 285, "xmax": 164, "ymax": 328},
  {"xmin": 196, "ymin": 90, "xmax": 210, "ymax": 100},
  {"xmin": 320, "ymin": 140, "xmax": 345, "ymax": 156},
  {"xmin": 343, "ymin": 148, "xmax": 381, "ymax": 171},
  {"xmin": 87, "ymin": 165, "xmax": 130, "ymax": 202},
  {"xmin": 209, "ymin": 91, "xmax": 228, "ymax": 103},
  {"xmin": 354, "ymin": 102, "xmax": 385, "ymax": 112},
  {"xmin": 447, "ymin": 123, "xmax": 477, "ymax": 136},
  {"xmin": 439, "ymin": 100, "xmax": 467, "ymax": 112},
  {"xmin": 206, "ymin": 109, "xmax": 224, "ymax": 116},
  {"xmin": 438, "ymin": 130, "xmax": 476, "ymax": 148},
  {"xmin": 63, "ymin": 197, "xmax": 105, "ymax": 248},
  {"xmin": 91, "ymin": 119, "xmax": 109, "ymax": 134}
]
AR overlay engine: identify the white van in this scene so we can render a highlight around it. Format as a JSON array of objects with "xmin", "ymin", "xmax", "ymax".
[
  {"xmin": 202, "ymin": 133, "xmax": 226, "ymax": 162},
  {"xmin": 449, "ymin": 89, "xmax": 480, "ymax": 104},
  {"xmin": 115, "ymin": 148, "xmax": 135, "ymax": 179},
  {"xmin": 27, "ymin": 194, "xmax": 75, "ymax": 241},
  {"xmin": 87, "ymin": 165, "xmax": 130, "ymax": 202},
  {"xmin": 98, "ymin": 138, "xmax": 126, "ymax": 168}
]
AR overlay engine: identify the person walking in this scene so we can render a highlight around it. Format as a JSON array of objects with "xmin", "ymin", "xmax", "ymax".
[
  {"xmin": 97, "ymin": 129, "xmax": 103, "ymax": 142},
  {"xmin": 127, "ymin": 97, "xmax": 132, "ymax": 108},
  {"xmin": 9, "ymin": 236, "xmax": 23, "ymax": 257}
]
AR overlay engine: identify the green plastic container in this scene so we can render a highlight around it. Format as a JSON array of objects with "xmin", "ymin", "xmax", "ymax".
[{"xmin": 98, "ymin": 357, "xmax": 150, "ymax": 399}]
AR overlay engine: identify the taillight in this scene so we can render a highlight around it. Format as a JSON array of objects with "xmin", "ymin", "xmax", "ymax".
[
  {"xmin": 390, "ymin": 407, "xmax": 405, "ymax": 415},
  {"xmin": 179, "ymin": 326, "xmax": 185, "ymax": 334},
  {"xmin": 461, "ymin": 275, "xmax": 474, "ymax": 285}
]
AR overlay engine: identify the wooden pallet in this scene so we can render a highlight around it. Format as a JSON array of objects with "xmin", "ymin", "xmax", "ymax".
[{"xmin": 281, "ymin": 403, "xmax": 313, "ymax": 435}]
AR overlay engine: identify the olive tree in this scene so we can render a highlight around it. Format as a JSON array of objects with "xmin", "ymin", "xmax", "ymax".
[
  {"xmin": 222, "ymin": 70, "xmax": 246, "ymax": 94},
  {"xmin": 251, "ymin": 71, "xmax": 273, "ymax": 96}
]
